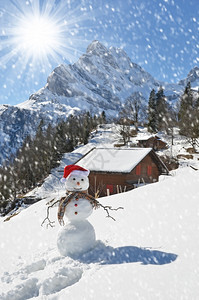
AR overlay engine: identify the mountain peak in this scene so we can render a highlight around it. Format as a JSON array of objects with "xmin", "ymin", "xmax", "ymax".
[
  {"xmin": 86, "ymin": 40, "xmax": 108, "ymax": 56},
  {"xmin": 0, "ymin": 41, "xmax": 187, "ymax": 166},
  {"xmin": 187, "ymin": 66, "xmax": 199, "ymax": 78},
  {"xmin": 178, "ymin": 66, "xmax": 199, "ymax": 86}
]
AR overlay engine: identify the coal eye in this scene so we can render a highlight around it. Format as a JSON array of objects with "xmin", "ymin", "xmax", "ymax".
[
  {"xmin": 73, "ymin": 178, "xmax": 76, "ymax": 181},
  {"xmin": 81, "ymin": 178, "xmax": 84, "ymax": 181}
]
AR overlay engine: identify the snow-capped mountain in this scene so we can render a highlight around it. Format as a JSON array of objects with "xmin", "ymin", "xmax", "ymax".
[
  {"xmin": 178, "ymin": 66, "xmax": 199, "ymax": 88},
  {"xmin": 0, "ymin": 40, "xmax": 198, "ymax": 165},
  {"xmin": 21, "ymin": 41, "xmax": 162, "ymax": 114}
]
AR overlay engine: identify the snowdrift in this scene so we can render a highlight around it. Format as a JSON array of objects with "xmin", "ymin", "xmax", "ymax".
[{"xmin": 0, "ymin": 167, "xmax": 199, "ymax": 299}]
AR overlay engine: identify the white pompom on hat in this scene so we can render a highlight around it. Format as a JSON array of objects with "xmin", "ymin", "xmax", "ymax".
[{"xmin": 61, "ymin": 165, "xmax": 90, "ymax": 182}]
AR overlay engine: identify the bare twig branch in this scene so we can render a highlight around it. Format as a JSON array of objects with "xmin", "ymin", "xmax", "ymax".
[
  {"xmin": 41, "ymin": 199, "xmax": 60, "ymax": 228},
  {"xmin": 190, "ymin": 165, "xmax": 198, "ymax": 171},
  {"xmin": 98, "ymin": 204, "xmax": 124, "ymax": 221}
]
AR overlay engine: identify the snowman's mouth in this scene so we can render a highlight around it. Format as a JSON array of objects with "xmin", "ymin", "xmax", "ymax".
[{"xmin": 74, "ymin": 187, "xmax": 82, "ymax": 190}]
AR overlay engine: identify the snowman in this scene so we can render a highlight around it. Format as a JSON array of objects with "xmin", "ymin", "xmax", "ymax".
[{"xmin": 57, "ymin": 165, "xmax": 100, "ymax": 258}]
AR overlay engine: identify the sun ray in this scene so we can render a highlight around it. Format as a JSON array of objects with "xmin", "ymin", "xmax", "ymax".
[{"xmin": 0, "ymin": 0, "xmax": 96, "ymax": 70}]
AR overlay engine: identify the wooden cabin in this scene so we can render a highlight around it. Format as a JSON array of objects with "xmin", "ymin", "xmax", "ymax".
[
  {"xmin": 76, "ymin": 148, "xmax": 169, "ymax": 197},
  {"xmin": 137, "ymin": 135, "xmax": 167, "ymax": 151}
]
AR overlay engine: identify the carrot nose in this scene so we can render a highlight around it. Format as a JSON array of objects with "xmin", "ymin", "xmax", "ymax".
[{"xmin": 77, "ymin": 181, "xmax": 80, "ymax": 186}]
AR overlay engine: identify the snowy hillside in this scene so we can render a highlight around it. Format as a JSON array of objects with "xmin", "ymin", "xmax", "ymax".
[
  {"xmin": 0, "ymin": 125, "xmax": 199, "ymax": 300},
  {"xmin": 0, "ymin": 166, "xmax": 199, "ymax": 299}
]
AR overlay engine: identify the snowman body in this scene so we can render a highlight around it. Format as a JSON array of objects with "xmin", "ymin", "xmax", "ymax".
[{"xmin": 57, "ymin": 171, "xmax": 96, "ymax": 257}]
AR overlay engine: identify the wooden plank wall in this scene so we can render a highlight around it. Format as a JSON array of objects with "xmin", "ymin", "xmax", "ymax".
[{"xmin": 88, "ymin": 154, "xmax": 160, "ymax": 197}]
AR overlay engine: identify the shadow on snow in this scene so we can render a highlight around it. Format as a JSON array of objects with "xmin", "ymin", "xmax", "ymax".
[{"xmin": 78, "ymin": 242, "xmax": 178, "ymax": 266}]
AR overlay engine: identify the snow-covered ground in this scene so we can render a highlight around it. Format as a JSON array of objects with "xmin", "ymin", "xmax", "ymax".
[{"xmin": 0, "ymin": 125, "xmax": 199, "ymax": 299}]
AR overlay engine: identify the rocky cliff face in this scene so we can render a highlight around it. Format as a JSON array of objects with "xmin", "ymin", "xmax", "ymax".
[
  {"xmin": 178, "ymin": 66, "xmax": 199, "ymax": 87},
  {"xmin": 29, "ymin": 40, "xmax": 164, "ymax": 114},
  {"xmin": 0, "ymin": 40, "xmax": 198, "ymax": 165}
]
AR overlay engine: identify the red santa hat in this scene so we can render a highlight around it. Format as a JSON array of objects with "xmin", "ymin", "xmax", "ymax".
[{"xmin": 62, "ymin": 165, "xmax": 90, "ymax": 181}]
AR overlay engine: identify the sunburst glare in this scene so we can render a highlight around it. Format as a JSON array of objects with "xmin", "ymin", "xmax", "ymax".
[
  {"xmin": 0, "ymin": 0, "xmax": 99, "ymax": 104},
  {"xmin": 13, "ymin": 14, "xmax": 61, "ymax": 60},
  {"xmin": 0, "ymin": 0, "xmax": 95, "ymax": 72}
]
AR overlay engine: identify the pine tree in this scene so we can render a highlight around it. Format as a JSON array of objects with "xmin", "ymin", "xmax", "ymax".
[
  {"xmin": 194, "ymin": 88, "xmax": 199, "ymax": 110},
  {"xmin": 0, "ymin": 166, "xmax": 12, "ymax": 204},
  {"xmin": 82, "ymin": 112, "xmax": 92, "ymax": 144},
  {"xmin": 156, "ymin": 86, "xmax": 169, "ymax": 131},
  {"xmin": 16, "ymin": 135, "xmax": 36, "ymax": 190},
  {"xmin": 147, "ymin": 89, "xmax": 157, "ymax": 132},
  {"xmin": 178, "ymin": 82, "xmax": 199, "ymax": 149},
  {"xmin": 178, "ymin": 82, "xmax": 193, "ymax": 136},
  {"xmin": 178, "ymin": 82, "xmax": 193, "ymax": 124},
  {"xmin": 43, "ymin": 124, "xmax": 57, "ymax": 171},
  {"xmin": 100, "ymin": 111, "xmax": 106, "ymax": 124}
]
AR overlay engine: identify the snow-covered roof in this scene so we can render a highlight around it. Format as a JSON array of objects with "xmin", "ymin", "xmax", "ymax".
[
  {"xmin": 137, "ymin": 134, "xmax": 162, "ymax": 141},
  {"xmin": 77, "ymin": 148, "xmax": 152, "ymax": 173},
  {"xmin": 137, "ymin": 135, "xmax": 155, "ymax": 141}
]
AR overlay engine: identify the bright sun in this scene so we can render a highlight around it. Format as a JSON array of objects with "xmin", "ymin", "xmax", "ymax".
[
  {"xmin": 14, "ymin": 14, "xmax": 61, "ymax": 59},
  {"xmin": 0, "ymin": 0, "xmax": 93, "ymax": 72}
]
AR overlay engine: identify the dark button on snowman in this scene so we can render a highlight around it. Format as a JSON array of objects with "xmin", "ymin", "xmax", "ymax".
[{"xmin": 57, "ymin": 165, "xmax": 100, "ymax": 258}]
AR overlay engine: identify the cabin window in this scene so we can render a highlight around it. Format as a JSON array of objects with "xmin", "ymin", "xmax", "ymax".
[
  {"xmin": 106, "ymin": 184, "xmax": 114, "ymax": 194},
  {"xmin": 147, "ymin": 165, "xmax": 152, "ymax": 176},
  {"xmin": 136, "ymin": 164, "xmax": 141, "ymax": 175}
]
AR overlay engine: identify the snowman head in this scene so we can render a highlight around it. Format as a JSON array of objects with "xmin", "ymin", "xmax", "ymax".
[
  {"xmin": 62, "ymin": 165, "xmax": 90, "ymax": 192},
  {"xmin": 66, "ymin": 173, "xmax": 89, "ymax": 192}
]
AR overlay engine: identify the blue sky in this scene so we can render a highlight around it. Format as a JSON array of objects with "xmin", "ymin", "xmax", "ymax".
[{"xmin": 0, "ymin": 0, "xmax": 199, "ymax": 105}]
